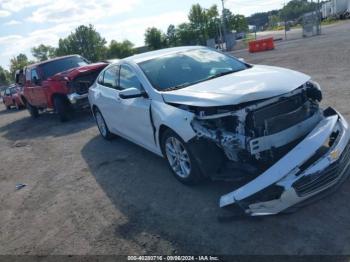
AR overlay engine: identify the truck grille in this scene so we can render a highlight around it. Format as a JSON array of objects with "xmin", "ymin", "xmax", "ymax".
[
  {"xmin": 75, "ymin": 82, "xmax": 90, "ymax": 95},
  {"xmin": 293, "ymin": 142, "xmax": 350, "ymax": 197}
]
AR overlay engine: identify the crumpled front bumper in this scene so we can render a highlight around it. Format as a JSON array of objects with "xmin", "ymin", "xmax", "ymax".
[
  {"xmin": 67, "ymin": 93, "xmax": 90, "ymax": 109},
  {"xmin": 220, "ymin": 108, "xmax": 350, "ymax": 216}
]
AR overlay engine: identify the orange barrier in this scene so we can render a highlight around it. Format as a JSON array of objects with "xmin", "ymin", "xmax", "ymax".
[{"xmin": 248, "ymin": 37, "xmax": 275, "ymax": 53}]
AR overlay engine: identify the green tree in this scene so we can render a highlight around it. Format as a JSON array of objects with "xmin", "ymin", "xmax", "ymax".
[
  {"xmin": 166, "ymin": 24, "xmax": 177, "ymax": 47},
  {"xmin": 9, "ymin": 53, "xmax": 30, "ymax": 77},
  {"xmin": 231, "ymin": 14, "xmax": 249, "ymax": 32},
  {"xmin": 107, "ymin": 40, "xmax": 134, "ymax": 59},
  {"xmin": 223, "ymin": 9, "xmax": 248, "ymax": 33},
  {"xmin": 176, "ymin": 23, "xmax": 197, "ymax": 45},
  {"xmin": 188, "ymin": 4, "xmax": 208, "ymax": 44},
  {"xmin": 280, "ymin": 0, "xmax": 317, "ymax": 21},
  {"xmin": 248, "ymin": 12, "xmax": 270, "ymax": 28},
  {"xmin": 144, "ymin": 27, "xmax": 166, "ymax": 50},
  {"xmin": 206, "ymin": 5, "xmax": 220, "ymax": 39},
  {"xmin": 56, "ymin": 24, "xmax": 107, "ymax": 62},
  {"xmin": 31, "ymin": 44, "xmax": 56, "ymax": 61},
  {"xmin": 0, "ymin": 66, "xmax": 11, "ymax": 86}
]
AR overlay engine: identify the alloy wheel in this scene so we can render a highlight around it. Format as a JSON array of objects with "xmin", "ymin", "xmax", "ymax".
[{"xmin": 165, "ymin": 136, "xmax": 191, "ymax": 178}]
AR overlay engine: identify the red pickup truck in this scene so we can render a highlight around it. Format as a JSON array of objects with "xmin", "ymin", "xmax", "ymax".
[{"xmin": 21, "ymin": 55, "xmax": 108, "ymax": 121}]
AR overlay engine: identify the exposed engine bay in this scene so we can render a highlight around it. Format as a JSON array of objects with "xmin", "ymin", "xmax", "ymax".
[
  {"xmin": 68, "ymin": 70, "xmax": 102, "ymax": 95},
  {"xmin": 189, "ymin": 82, "xmax": 323, "ymax": 169}
]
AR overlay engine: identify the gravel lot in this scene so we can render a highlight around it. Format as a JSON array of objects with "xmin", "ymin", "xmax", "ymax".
[{"xmin": 1, "ymin": 21, "xmax": 350, "ymax": 255}]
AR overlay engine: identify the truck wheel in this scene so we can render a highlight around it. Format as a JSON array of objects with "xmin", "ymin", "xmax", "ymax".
[
  {"xmin": 161, "ymin": 129, "xmax": 204, "ymax": 185},
  {"xmin": 27, "ymin": 103, "xmax": 39, "ymax": 118},
  {"xmin": 53, "ymin": 96, "xmax": 69, "ymax": 122},
  {"xmin": 6, "ymin": 105, "xmax": 11, "ymax": 110}
]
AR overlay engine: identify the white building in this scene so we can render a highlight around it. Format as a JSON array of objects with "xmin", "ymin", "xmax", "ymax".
[{"xmin": 321, "ymin": 0, "xmax": 350, "ymax": 18}]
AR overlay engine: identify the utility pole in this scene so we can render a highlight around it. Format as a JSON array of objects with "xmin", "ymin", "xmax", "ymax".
[
  {"xmin": 221, "ymin": 0, "xmax": 227, "ymax": 49},
  {"xmin": 284, "ymin": 1, "xmax": 287, "ymax": 40},
  {"xmin": 318, "ymin": 0, "xmax": 321, "ymax": 35}
]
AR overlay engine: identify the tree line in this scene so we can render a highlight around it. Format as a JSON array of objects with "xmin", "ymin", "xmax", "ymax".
[{"xmin": 248, "ymin": 0, "xmax": 319, "ymax": 29}]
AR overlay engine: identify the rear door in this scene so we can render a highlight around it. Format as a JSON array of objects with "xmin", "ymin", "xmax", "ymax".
[{"xmin": 96, "ymin": 65, "xmax": 122, "ymax": 129}]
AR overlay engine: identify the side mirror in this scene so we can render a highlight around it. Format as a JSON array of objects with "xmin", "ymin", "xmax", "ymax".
[
  {"xmin": 119, "ymin": 87, "xmax": 147, "ymax": 99},
  {"xmin": 238, "ymin": 57, "xmax": 245, "ymax": 63}
]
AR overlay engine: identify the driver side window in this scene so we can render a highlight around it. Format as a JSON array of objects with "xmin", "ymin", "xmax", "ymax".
[
  {"xmin": 31, "ymin": 69, "xmax": 40, "ymax": 84},
  {"xmin": 119, "ymin": 65, "xmax": 142, "ymax": 90}
]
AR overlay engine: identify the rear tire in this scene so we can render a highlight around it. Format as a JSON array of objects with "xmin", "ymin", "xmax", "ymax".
[
  {"xmin": 94, "ymin": 108, "xmax": 115, "ymax": 140},
  {"xmin": 6, "ymin": 105, "xmax": 11, "ymax": 110},
  {"xmin": 161, "ymin": 129, "xmax": 204, "ymax": 185},
  {"xmin": 27, "ymin": 102, "xmax": 39, "ymax": 118},
  {"xmin": 53, "ymin": 96, "xmax": 70, "ymax": 122}
]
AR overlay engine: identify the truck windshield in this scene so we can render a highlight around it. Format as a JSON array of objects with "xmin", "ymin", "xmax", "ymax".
[
  {"xmin": 40, "ymin": 56, "xmax": 89, "ymax": 79},
  {"xmin": 138, "ymin": 48, "xmax": 249, "ymax": 91}
]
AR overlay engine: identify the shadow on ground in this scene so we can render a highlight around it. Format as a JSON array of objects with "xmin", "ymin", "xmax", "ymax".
[
  {"xmin": 81, "ymin": 133, "xmax": 350, "ymax": 254},
  {"xmin": 0, "ymin": 107, "xmax": 25, "ymax": 116},
  {"xmin": 0, "ymin": 109, "xmax": 95, "ymax": 141}
]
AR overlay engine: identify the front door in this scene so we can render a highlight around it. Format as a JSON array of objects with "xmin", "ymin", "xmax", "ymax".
[
  {"xmin": 116, "ymin": 65, "xmax": 154, "ymax": 150},
  {"xmin": 30, "ymin": 68, "xmax": 47, "ymax": 107}
]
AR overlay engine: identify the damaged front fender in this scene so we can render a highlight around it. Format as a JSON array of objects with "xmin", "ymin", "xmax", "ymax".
[{"xmin": 220, "ymin": 110, "xmax": 350, "ymax": 216}]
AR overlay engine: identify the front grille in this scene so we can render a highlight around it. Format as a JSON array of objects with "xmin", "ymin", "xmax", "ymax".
[
  {"xmin": 293, "ymin": 142, "xmax": 350, "ymax": 197},
  {"xmin": 75, "ymin": 82, "xmax": 90, "ymax": 95},
  {"xmin": 246, "ymin": 92, "xmax": 314, "ymax": 137}
]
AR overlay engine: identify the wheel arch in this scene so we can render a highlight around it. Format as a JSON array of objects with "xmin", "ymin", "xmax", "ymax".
[{"xmin": 158, "ymin": 124, "xmax": 173, "ymax": 156}]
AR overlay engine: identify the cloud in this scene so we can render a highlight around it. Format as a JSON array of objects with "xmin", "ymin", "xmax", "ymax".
[
  {"xmin": 97, "ymin": 11, "xmax": 189, "ymax": 46},
  {"xmin": 0, "ymin": 0, "xmax": 51, "ymax": 12},
  {"xmin": 1, "ymin": 21, "xmax": 83, "ymax": 55},
  {"xmin": 0, "ymin": 9, "xmax": 11, "ymax": 17},
  {"xmin": 4, "ymin": 19, "xmax": 22, "ymax": 25},
  {"xmin": 0, "ymin": 35, "xmax": 22, "ymax": 45},
  {"xmin": 225, "ymin": 0, "xmax": 285, "ymax": 16},
  {"xmin": 27, "ymin": 0, "xmax": 140, "ymax": 24}
]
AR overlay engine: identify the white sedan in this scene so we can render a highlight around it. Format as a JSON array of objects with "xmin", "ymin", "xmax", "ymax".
[{"xmin": 89, "ymin": 46, "xmax": 350, "ymax": 216}]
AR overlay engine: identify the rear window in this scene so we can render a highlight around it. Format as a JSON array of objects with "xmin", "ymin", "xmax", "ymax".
[{"xmin": 40, "ymin": 56, "xmax": 89, "ymax": 80}]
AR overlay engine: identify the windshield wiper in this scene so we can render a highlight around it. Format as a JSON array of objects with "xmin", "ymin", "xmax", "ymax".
[
  {"xmin": 205, "ymin": 69, "xmax": 242, "ymax": 80},
  {"xmin": 163, "ymin": 82, "xmax": 192, "ymax": 91}
]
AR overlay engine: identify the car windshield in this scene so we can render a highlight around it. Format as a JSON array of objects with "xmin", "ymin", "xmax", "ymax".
[
  {"xmin": 138, "ymin": 48, "xmax": 249, "ymax": 91},
  {"xmin": 40, "ymin": 56, "xmax": 89, "ymax": 80}
]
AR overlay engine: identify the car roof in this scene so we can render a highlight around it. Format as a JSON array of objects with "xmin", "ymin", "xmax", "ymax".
[
  {"xmin": 26, "ymin": 55, "xmax": 81, "ymax": 69},
  {"xmin": 123, "ymin": 46, "xmax": 206, "ymax": 64}
]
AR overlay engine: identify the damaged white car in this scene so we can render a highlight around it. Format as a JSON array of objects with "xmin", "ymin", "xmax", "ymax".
[{"xmin": 89, "ymin": 46, "xmax": 350, "ymax": 216}]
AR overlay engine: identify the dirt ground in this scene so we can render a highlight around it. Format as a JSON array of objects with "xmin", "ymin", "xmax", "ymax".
[{"xmin": 1, "ymin": 21, "xmax": 350, "ymax": 256}]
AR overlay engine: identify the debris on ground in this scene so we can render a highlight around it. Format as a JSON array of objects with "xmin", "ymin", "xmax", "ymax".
[{"xmin": 15, "ymin": 183, "xmax": 27, "ymax": 190}]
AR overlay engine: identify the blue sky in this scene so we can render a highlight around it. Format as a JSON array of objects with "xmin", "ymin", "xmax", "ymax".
[{"xmin": 0, "ymin": 0, "xmax": 285, "ymax": 69}]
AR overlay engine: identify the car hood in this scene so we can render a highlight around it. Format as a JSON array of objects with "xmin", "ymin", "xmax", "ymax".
[
  {"xmin": 51, "ymin": 62, "xmax": 108, "ymax": 81},
  {"xmin": 161, "ymin": 65, "xmax": 310, "ymax": 107}
]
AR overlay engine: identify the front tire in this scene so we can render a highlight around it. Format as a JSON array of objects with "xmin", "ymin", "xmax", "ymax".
[
  {"xmin": 94, "ymin": 108, "xmax": 115, "ymax": 140},
  {"xmin": 53, "ymin": 96, "xmax": 70, "ymax": 122},
  {"xmin": 27, "ymin": 102, "xmax": 39, "ymax": 118},
  {"xmin": 161, "ymin": 129, "xmax": 203, "ymax": 185}
]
